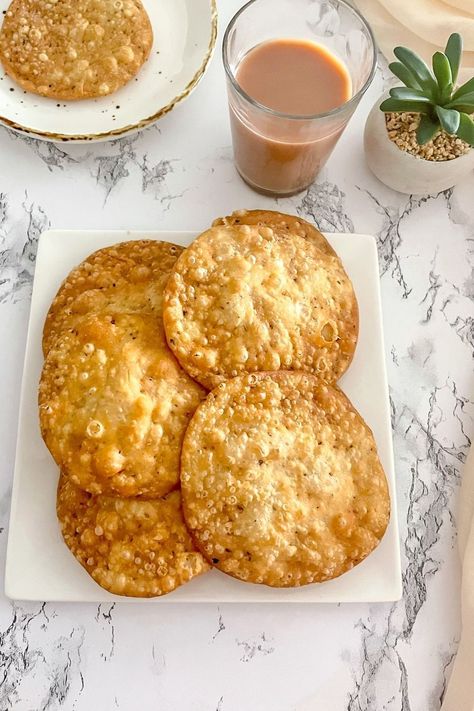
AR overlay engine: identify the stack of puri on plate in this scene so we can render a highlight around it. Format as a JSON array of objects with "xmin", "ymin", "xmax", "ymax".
[{"xmin": 39, "ymin": 210, "xmax": 390, "ymax": 597}]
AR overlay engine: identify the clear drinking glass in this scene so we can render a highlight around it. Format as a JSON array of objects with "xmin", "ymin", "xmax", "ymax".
[{"xmin": 223, "ymin": 0, "xmax": 377, "ymax": 196}]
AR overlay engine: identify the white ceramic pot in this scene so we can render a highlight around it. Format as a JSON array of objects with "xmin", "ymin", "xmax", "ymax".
[{"xmin": 364, "ymin": 94, "xmax": 474, "ymax": 195}]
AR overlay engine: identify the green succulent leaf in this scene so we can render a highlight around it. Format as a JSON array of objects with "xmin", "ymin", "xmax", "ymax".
[
  {"xmin": 380, "ymin": 98, "xmax": 430, "ymax": 113},
  {"xmin": 445, "ymin": 92, "xmax": 474, "ymax": 111},
  {"xmin": 416, "ymin": 114, "xmax": 440, "ymax": 144},
  {"xmin": 456, "ymin": 112, "xmax": 474, "ymax": 146},
  {"xmin": 444, "ymin": 33, "xmax": 462, "ymax": 85},
  {"xmin": 432, "ymin": 52, "xmax": 452, "ymax": 102},
  {"xmin": 436, "ymin": 105, "xmax": 461, "ymax": 134},
  {"xmin": 452, "ymin": 77, "xmax": 474, "ymax": 100},
  {"xmin": 393, "ymin": 46, "xmax": 438, "ymax": 96},
  {"xmin": 442, "ymin": 82, "xmax": 455, "ymax": 104},
  {"xmin": 447, "ymin": 104, "xmax": 474, "ymax": 114},
  {"xmin": 388, "ymin": 61, "xmax": 422, "ymax": 89},
  {"xmin": 389, "ymin": 87, "xmax": 432, "ymax": 102}
]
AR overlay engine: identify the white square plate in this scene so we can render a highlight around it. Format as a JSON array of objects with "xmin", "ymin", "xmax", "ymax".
[{"xmin": 5, "ymin": 230, "xmax": 402, "ymax": 603}]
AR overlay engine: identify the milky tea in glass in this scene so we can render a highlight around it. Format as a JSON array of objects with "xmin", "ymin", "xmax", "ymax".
[{"xmin": 223, "ymin": 0, "xmax": 377, "ymax": 196}]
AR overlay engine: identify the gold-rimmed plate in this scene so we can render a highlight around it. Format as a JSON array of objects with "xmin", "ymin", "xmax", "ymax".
[{"xmin": 0, "ymin": 0, "xmax": 217, "ymax": 142}]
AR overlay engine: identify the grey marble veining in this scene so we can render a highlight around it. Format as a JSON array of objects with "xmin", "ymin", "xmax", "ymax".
[
  {"xmin": 298, "ymin": 182, "xmax": 355, "ymax": 233},
  {"xmin": 0, "ymin": 192, "xmax": 49, "ymax": 304},
  {"xmin": 7, "ymin": 132, "xmax": 87, "ymax": 172},
  {"xmin": 0, "ymin": 1, "xmax": 473, "ymax": 709},
  {"xmin": 236, "ymin": 633, "xmax": 275, "ymax": 663}
]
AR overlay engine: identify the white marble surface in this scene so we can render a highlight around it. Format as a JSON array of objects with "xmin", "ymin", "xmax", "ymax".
[{"xmin": 0, "ymin": 2, "xmax": 473, "ymax": 709}]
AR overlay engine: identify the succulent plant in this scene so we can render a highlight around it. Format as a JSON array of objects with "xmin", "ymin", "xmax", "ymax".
[{"xmin": 380, "ymin": 33, "xmax": 474, "ymax": 147}]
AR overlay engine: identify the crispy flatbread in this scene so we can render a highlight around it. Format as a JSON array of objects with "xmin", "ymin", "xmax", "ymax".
[
  {"xmin": 181, "ymin": 372, "xmax": 390, "ymax": 587},
  {"xmin": 57, "ymin": 478, "xmax": 209, "ymax": 597},
  {"xmin": 42, "ymin": 240, "xmax": 182, "ymax": 356},
  {"xmin": 0, "ymin": 0, "xmax": 153, "ymax": 99},
  {"xmin": 163, "ymin": 224, "xmax": 358, "ymax": 389},
  {"xmin": 213, "ymin": 209, "xmax": 336, "ymax": 257},
  {"xmin": 40, "ymin": 312, "xmax": 206, "ymax": 497}
]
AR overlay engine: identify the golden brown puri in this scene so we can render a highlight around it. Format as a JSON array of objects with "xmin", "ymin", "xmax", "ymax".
[
  {"xmin": 57, "ymin": 477, "xmax": 210, "ymax": 597},
  {"xmin": 163, "ymin": 224, "xmax": 358, "ymax": 390},
  {"xmin": 0, "ymin": 0, "xmax": 153, "ymax": 100},
  {"xmin": 213, "ymin": 208, "xmax": 337, "ymax": 257},
  {"xmin": 181, "ymin": 372, "xmax": 390, "ymax": 587},
  {"xmin": 42, "ymin": 240, "xmax": 183, "ymax": 356},
  {"xmin": 39, "ymin": 312, "xmax": 206, "ymax": 498}
]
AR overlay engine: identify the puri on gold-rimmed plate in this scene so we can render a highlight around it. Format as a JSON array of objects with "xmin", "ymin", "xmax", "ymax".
[{"xmin": 0, "ymin": 0, "xmax": 217, "ymax": 143}]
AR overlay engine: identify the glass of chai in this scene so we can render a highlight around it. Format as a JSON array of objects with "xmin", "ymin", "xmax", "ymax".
[{"xmin": 223, "ymin": 0, "xmax": 377, "ymax": 196}]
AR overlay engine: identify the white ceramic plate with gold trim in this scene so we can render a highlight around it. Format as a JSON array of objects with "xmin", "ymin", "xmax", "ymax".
[
  {"xmin": 5, "ymin": 229, "xmax": 402, "ymax": 603},
  {"xmin": 0, "ymin": 0, "xmax": 217, "ymax": 142}
]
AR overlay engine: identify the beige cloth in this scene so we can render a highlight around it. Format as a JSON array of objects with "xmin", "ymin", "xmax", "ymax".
[
  {"xmin": 353, "ymin": 0, "xmax": 474, "ymax": 83},
  {"xmin": 440, "ymin": 445, "xmax": 474, "ymax": 711}
]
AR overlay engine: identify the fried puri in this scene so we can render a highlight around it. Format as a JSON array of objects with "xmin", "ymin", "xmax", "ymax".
[
  {"xmin": 181, "ymin": 372, "xmax": 390, "ymax": 587},
  {"xmin": 42, "ymin": 240, "xmax": 183, "ymax": 356},
  {"xmin": 163, "ymin": 224, "xmax": 358, "ymax": 389},
  {"xmin": 39, "ymin": 312, "xmax": 206, "ymax": 498},
  {"xmin": 213, "ymin": 208, "xmax": 336, "ymax": 257},
  {"xmin": 57, "ymin": 477, "xmax": 209, "ymax": 597},
  {"xmin": 0, "ymin": 0, "xmax": 153, "ymax": 100}
]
